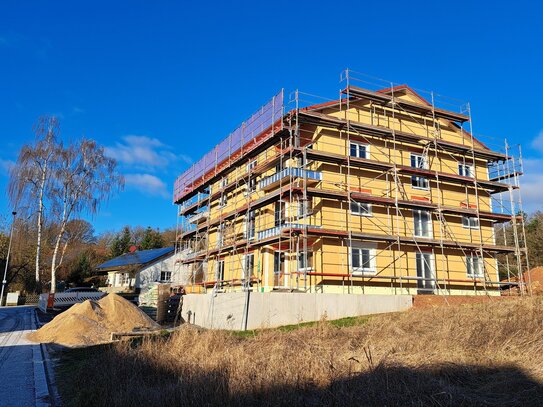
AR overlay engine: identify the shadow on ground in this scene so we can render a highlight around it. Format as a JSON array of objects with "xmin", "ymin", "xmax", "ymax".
[{"xmin": 56, "ymin": 343, "xmax": 543, "ymax": 407}]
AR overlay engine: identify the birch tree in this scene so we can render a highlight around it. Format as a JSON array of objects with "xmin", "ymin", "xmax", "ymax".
[
  {"xmin": 49, "ymin": 139, "xmax": 123, "ymax": 293},
  {"xmin": 8, "ymin": 116, "xmax": 59, "ymax": 286}
]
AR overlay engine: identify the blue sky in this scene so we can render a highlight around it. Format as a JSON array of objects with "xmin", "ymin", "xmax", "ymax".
[{"xmin": 1, "ymin": 0, "xmax": 542, "ymax": 234}]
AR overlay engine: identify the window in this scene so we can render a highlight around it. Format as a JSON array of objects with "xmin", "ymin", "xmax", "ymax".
[
  {"xmin": 350, "ymin": 201, "xmax": 372, "ymax": 216},
  {"xmin": 216, "ymin": 224, "xmax": 224, "ymax": 248},
  {"xmin": 350, "ymin": 142, "xmax": 369, "ymax": 159},
  {"xmin": 246, "ymin": 178, "xmax": 257, "ymax": 195},
  {"xmin": 298, "ymin": 198, "xmax": 313, "ymax": 218},
  {"xmin": 245, "ymin": 210, "xmax": 256, "ymax": 240},
  {"xmin": 273, "ymin": 251, "xmax": 285, "ymax": 286},
  {"xmin": 297, "ymin": 251, "xmax": 313, "ymax": 271},
  {"xmin": 458, "ymin": 163, "xmax": 474, "ymax": 177},
  {"xmin": 411, "ymin": 153, "xmax": 429, "ymax": 189},
  {"xmin": 414, "ymin": 210, "xmax": 432, "ymax": 238},
  {"xmin": 411, "ymin": 153, "xmax": 428, "ymax": 169},
  {"xmin": 462, "ymin": 216, "xmax": 480, "ymax": 229},
  {"xmin": 118, "ymin": 272, "xmax": 131, "ymax": 286},
  {"xmin": 216, "ymin": 260, "xmax": 225, "ymax": 285},
  {"xmin": 416, "ymin": 253, "xmax": 435, "ymax": 291},
  {"xmin": 160, "ymin": 271, "xmax": 172, "ymax": 282},
  {"xmin": 274, "ymin": 201, "xmax": 285, "ymax": 226},
  {"xmin": 466, "ymin": 255, "xmax": 483, "ymax": 278},
  {"xmin": 411, "ymin": 176, "xmax": 429, "ymax": 189},
  {"xmin": 246, "ymin": 159, "xmax": 257, "ymax": 173},
  {"xmin": 350, "ymin": 246, "xmax": 375, "ymax": 275},
  {"xmin": 220, "ymin": 178, "xmax": 228, "ymax": 188},
  {"xmin": 242, "ymin": 254, "xmax": 254, "ymax": 282},
  {"xmin": 219, "ymin": 194, "xmax": 227, "ymax": 208}
]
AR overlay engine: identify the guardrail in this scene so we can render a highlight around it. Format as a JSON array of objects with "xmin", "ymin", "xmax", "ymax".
[
  {"xmin": 257, "ymin": 223, "xmax": 320, "ymax": 240},
  {"xmin": 38, "ymin": 291, "xmax": 106, "ymax": 312},
  {"xmin": 258, "ymin": 167, "xmax": 322, "ymax": 190}
]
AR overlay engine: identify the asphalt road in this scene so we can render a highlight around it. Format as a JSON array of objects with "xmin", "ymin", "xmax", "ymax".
[{"xmin": 0, "ymin": 306, "xmax": 41, "ymax": 407}]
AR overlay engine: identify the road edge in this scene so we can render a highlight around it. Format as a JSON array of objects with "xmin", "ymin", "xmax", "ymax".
[{"xmin": 30, "ymin": 308, "xmax": 59, "ymax": 406}]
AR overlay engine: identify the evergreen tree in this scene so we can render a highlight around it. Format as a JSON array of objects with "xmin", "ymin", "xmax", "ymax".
[
  {"xmin": 110, "ymin": 226, "xmax": 132, "ymax": 257},
  {"xmin": 140, "ymin": 227, "xmax": 164, "ymax": 250}
]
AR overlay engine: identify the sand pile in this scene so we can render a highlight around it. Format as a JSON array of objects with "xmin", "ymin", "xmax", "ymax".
[{"xmin": 29, "ymin": 293, "xmax": 160, "ymax": 347}]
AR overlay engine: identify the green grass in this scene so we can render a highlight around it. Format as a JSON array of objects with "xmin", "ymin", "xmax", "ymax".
[{"xmin": 229, "ymin": 315, "xmax": 370, "ymax": 338}]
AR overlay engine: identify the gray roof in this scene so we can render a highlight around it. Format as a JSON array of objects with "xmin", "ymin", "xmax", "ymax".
[{"xmin": 96, "ymin": 247, "xmax": 175, "ymax": 270}]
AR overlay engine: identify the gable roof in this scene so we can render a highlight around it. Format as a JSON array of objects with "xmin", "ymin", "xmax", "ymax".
[{"xmin": 96, "ymin": 247, "xmax": 175, "ymax": 271}]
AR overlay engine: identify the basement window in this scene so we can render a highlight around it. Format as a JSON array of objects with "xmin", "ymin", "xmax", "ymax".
[
  {"xmin": 466, "ymin": 255, "xmax": 484, "ymax": 278},
  {"xmin": 350, "ymin": 246, "xmax": 376, "ymax": 275},
  {"xmin": 462, "ymin": 216, "xmax": 480, "ymax": 229},
  {"xmin": 350, "ymin": 142, "xmax": 369, "ymax": 159},
  {"xmin": 350, "ymin": 201, "xmax": 372, "ymax": 217}
]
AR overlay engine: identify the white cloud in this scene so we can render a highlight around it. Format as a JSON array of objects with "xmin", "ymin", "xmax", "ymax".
[
  {"xmin": 518, "ymin": 158, "xmax": 543, "ymax": 213},
  {"xmin": 124, "ymin": 173, "xmax": 170, "ymax": 199},
  {"xmin": 105, "ymin": 135, "xmax": 189, "ymax": 172},
  {"xmin": 531, "ymin": 131, "xmax": 543, "ymax": 154}
]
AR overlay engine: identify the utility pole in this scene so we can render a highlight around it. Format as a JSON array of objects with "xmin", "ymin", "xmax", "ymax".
[{"xmin": 1, "ymin": 211, "xmax": 17, "ymax": 306}]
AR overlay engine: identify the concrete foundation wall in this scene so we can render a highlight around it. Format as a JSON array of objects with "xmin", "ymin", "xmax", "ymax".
[{"xmin": 182, "ymin": 292, "xmax": 412, "ymax": 330}]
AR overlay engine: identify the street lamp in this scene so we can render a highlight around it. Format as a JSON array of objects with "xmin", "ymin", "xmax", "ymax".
[{"xmin": 1, "ymin": 211, "xmax": 17, "ymax": 306}]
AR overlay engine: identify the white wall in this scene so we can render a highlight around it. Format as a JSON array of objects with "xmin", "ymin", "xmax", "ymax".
[
  {"xmin": 138, "ymin": 252, "xmax": 191, "ymax": 294},
  {"xmin": 182, "ymin": 292, "xmax": 413, "ymax": 330}
]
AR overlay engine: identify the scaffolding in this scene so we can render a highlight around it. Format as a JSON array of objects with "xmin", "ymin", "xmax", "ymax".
[{"xmin": 173, "ymin": 70, "xmax": 530, "ymax": 297}]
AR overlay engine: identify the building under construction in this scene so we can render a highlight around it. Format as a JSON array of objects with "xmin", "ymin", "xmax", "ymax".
[{"xmin": 174, "ymin": 70, "xmax": 529, "ymax": 296}]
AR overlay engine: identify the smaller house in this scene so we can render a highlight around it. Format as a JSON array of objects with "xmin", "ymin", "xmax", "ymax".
[{"xmin": 96, "ymin": 247, "xmax": 176, "ymax": 294}]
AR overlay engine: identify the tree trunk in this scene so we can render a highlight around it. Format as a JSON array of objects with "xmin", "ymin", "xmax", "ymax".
[
  {"xmin": 35, "ymin": 159, "xmax": 48, "ymax": 286},
  {"xmin": 50, "ymin": 191, "xmax": 68, "ymax": 294}
]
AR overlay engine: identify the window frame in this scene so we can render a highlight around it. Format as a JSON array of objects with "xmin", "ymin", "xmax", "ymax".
[
  {"xmin": 466, "ymin": 255, "xmax": 484, "ymax": 278},
  {"xmin": 458, "ymin": 163, "xmax": 474, "ymax": 178},
  {"xmin": 246, "ymin": 159, "xmax": 258, "ymax": 173},
  {"xmin": 462, "ymin": 216, "xmax": 480, "ymax": 230},
  {"xmin": 160, "ymin": 270, "xmax": 172, "ymax": 282},
  {"xmin": 410, "ymin": 153, "xmax": 429, "ymax": 190},
  {"xmin": 242, "ymin": 253, "xmax": 254, "ymax": 282},
  {"xmin": 350, "ymin": 201, "xmax": 372, "ymax": 217},
  {"xmin": 349, "ymin": 141, "xmax": 370, "ymax": 159},
  {"xmin": 349, "ymin": 245, "xmax": 376, "ymax": 275},
  {"xmin": 245, "ymin": 210, "xmax": 256, "ymax": 240},
  {"xmin": 216, "ymin": 224, "xmax": 225, "ymax": 248},
  {"xmin": 297, "ymin": 251, "xmax": 314, "ymax": 271},
  {"xmin": 413, "ymin": 209, "xmax": 432, "ymax": 238}
]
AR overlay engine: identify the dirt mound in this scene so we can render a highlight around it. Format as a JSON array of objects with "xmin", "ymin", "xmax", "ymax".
[{"xmin": 29, "ymin": 293, "xmax": 160, "ymax": 347}]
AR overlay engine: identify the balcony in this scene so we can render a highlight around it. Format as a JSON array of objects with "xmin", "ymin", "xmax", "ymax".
[
  {"xmin": 257, "ymin": 223, "xmax": 320, "ymax": 240},
  {"xmin": 258, "ymin": 168, "xmax": 322, "ymax": 192},
  {"xmin": 188, "ymin": 210, "xmax": 209, "ymax": 224}
]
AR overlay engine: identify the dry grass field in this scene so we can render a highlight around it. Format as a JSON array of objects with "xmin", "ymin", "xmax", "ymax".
[{"xmin": 57, "ymin": 296, "xmax": 543, "ymax": 406}]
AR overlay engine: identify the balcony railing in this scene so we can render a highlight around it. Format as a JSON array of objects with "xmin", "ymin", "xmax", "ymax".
[
  {"xmin": 257, "ymin": 223, "xmax": 320, "ymax": 240},
  {"xmin": 188, "ymin": 210, "xmax": 209, "ymax": 224},
  {"xmin": 258, "ymin": 167, "xmax": 322, "ymax": 191}
]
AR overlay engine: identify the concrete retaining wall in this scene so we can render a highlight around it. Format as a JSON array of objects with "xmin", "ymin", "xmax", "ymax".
[{"xmin": 182, "ymin": 292, "xmax": 413, "ymax": 330}]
